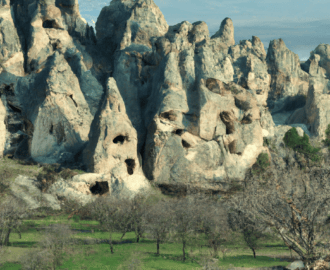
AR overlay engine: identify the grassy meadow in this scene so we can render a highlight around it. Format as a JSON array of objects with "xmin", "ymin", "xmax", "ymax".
[{"xmin": 0, "ymin": 213, "xmax": 300, "ymax": 270}]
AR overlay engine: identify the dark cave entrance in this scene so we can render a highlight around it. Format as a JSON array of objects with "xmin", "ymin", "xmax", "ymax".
[
  {"xmin": 125, "ymin": 159, "xmax": 135, "ymax": 175},
  {"xmin": 89, "ymin": 181, "xmax": 109, "ymax": 196},
  {"xmin": 43, "ymin": 20, "xmax": 56, "ymax": 29}
]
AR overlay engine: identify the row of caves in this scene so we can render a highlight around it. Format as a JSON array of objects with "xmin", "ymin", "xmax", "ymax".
[{"xmin": 162, "ymin": 109, "xmax": 238, "ymax": 154}]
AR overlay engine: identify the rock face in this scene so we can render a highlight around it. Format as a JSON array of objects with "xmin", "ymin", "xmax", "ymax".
[{"xmin": 1, "ymin": 0, "xmax": 330, "ymax": 208}]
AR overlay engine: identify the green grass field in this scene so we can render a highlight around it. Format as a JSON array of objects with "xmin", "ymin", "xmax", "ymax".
[{"xmin": 0, "ymin": 214, "xmax": 300, "ymax": 270}]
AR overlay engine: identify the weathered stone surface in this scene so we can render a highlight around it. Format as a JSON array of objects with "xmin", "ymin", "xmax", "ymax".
[
  {"xmin": 82, "ymin": 76, "xmax": 148, "ymax": 190},
  {"xmin": 9, "ymin": 175, "xmax": 62, "ymax": 210},
  {"xmin": 266, "ymin": 39, "xmax": 309, "ymax": 113},
  {"xmin": 287, "ymin": 52, "xmax": 330, "ymax": 141},
  {"xmin": 210, "ymin": 17, "xmax": 235, "ymax": 47},
  {"xmin": 229, "ymin": 37, "xmax": 271, "ymax": 107},
  {"xmin": 285, "ymin": 260, "xmax": 305, "ymax": 270},
  {"xmin": 143, "ymin": 77, "xmax": 264, "ymax": 188},
  {"xmin": 2, "ymin": 0, "xmax": 330, "ymax": 209}
]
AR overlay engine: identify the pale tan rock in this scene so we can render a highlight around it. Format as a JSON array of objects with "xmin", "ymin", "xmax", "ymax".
[
  {"xmin": 310, "ymin": 44, "xmax": 330, "ymax": 79},
  {"xmin": 210, "ymin": 17, "xmax": 235, "ymax": 47},
  {"xmin": 81, "ymin": 77, "xmax": 151, "ymax": 197},
  {"xmin": 266, "ymin": 38, "xmax": 309, "ymax": 111},
  {"xmin": 0, "ymin": 3, "xmax": 24, "ymax": 76},
  {"xmin": 3, "ymin": 0, "xmax": 330, "ymax": 208},
  {"xmin": 229, "ymin": 39, "xmax": 271, "ymax": 107},
  {"xmin": 305, "ymin": 78, "xmax": 330, "ymax": 141}
]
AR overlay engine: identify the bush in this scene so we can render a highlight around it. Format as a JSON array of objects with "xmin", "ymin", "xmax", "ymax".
[
  {"xmin": 72, "ymin": 215, "xmax": 80, "ymax": 223},
  {"xmin": 58, "ymin": 168, "xmax": 79, "ymax": 181},
  {"xmin": 322, "ymin": 124, "xmax": 330, "ymax": 151},
  {"xmin": 251, "ymin": 152, "xmax": 270, "ymax": 175},
  {"xmin": 19, "ymin": 248, "xmax": 53, "ymax": 270},
  {"xmin": 283, "ymin": 127, "xmax": 323, "ymax": 163},
  {"xmin": 36, "ymin": 164, "xmax": 62, "ymax": 193},
  {"xmin": 117, "ymin": 247, "xmax": 146, "ymax": 270}
]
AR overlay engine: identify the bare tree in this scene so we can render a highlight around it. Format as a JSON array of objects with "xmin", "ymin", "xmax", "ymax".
[
  {"xmin": 196, "ymin": 195, "xmax": 235, "ymax": 258},
  {"xmin": 0, "ymin": 195, "xmax": 31, "ymax": 247},
  {"xmin": 222, "ymin": 166, "xmax": 330, "ymax": 269},
  {"xmin": 19, "ymin": 247, "xmax": 54, "ymax": 270},
  {"xmin": 112, "ymin": 197, "xmax": 134, "ymax": 241},
  {"xmin": 127, "ymin": 193, "xmax": 151, "ymax": 243},
  {"xmin": 142, "ymin": 198, "xmax": 175, "ymax": 255},
  {"xmin": 226, "ymin": 207, "xmax": 270, "ymax": 258},
  {"xmin": 36, "ymin": 223, "xmax": 75, "ymax": 270},
  {"xmin": 168, "ymin": 193, "xmax": 206, "ymax": 262},
  {"xmin": 86, "ymin": 195, "xmax": 121, "ymax": 254},
  {"xmin": 113, "ymin": 192, "xmax": 157, "ymax": 243}
]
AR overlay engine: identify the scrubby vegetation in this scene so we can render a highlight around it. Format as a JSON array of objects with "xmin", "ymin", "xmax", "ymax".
[
  {"xmin": 251, "ymin": 152, "xmax": 271, "ymax": 176},
  {"xmin": 322, "ymin": 124, "xmax": 330, "ymax": 151},
  {"xmin": 283, "ymin": 127, "xmax": 323, "ymax": 163},
  {"xmin": 1, "ymin": 177, "xmax": 330, "ymax": 270}
]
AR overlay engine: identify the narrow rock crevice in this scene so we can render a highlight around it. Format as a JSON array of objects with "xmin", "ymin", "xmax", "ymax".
[
  {"xmin": 69, "ymin": 94, "xmax": 78, "ymax": 107},
  {"xmin": 220, "ymin": 111, "xmax": 236, "ymax": 134}
]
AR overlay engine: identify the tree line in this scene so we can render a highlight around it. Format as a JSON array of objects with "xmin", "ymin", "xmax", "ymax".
[{"xmin": 1, "ymin": 165, "xmax": 330, "ymax": 269}]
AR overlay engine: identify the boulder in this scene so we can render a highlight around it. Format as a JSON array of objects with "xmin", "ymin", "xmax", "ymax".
[
  {"xmin": 286, "ymin": 260, "xmax": 305, "ymax": 270},
  {"xmin": 9, "ymin": 175, "xmax": 62, "ymax": 210}
]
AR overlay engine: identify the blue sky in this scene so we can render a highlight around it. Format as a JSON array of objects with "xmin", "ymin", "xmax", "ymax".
[{"xmin": 78, "ymin": 0, "xmax": 330, "ymax": 61}]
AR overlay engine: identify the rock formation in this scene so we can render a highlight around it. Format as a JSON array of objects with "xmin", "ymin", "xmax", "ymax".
[{"xmin": 1, "ymin": 0, "xmax": 330, "ymax": 209}]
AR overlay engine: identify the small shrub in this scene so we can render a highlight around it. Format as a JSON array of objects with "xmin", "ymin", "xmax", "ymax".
[
  {"xmin": 19, "ymin": 248, "xmax": 53, "ymax": 270},
  {"xmin": 117, "ymin": 247, "xmax": 146, "ymax": 270},
  {"xmin": 283, "ymin": 127, "xmax": 323, "ymax": 163},
  {"xmin": 58, "ymin": 168, "xmax": 79, "ymax": 180},
  {"xmin": 72, "ymin": 214, "xmax": 80, "ymax": 223},
  {"xmin": 251, "ymin": 152, "xmax": 270, "ymax": 175},
  {"xmin": 322, "ymin": 124, "xmax": 330, "ymax": 151},
  {"xmin": 36, "ymin": 164, "xmax": 61, "ymax": 192},
  {"xmin": 263, "ymin": 138, "xmax": 270, "ymax": 147}
]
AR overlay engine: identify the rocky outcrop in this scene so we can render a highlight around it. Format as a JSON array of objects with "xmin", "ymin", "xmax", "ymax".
[
  {"xmin": 210, "ymin": 17, "xmax": 235, "ymax": 47},
  {"xmin": 1, "ymin": 0, "xmax": 330, "ymax": 208},
  {"xmin": 266, "ymin": 39, "xmax": 309, "ymax": 115}
]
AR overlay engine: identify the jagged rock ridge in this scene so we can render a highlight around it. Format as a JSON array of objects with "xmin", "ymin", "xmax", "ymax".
[{"xmin": 1, "ymin": 0, "xmax": 330, "ymax": 208}]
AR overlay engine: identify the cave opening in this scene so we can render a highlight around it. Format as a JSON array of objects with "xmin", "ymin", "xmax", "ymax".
[
  {"xmin": 113, "ymin": 135, "xmax": 127, "ymax": 144},
  {"xmin": 182, "ymin": 139, "xmax": 191, "ymax": 148},
  {"xmin": 43, "ymin": 20, "xmax": 55, "ymax": 29},
  {"xmin": 89, "ymin": 181, "xmax": 109, "ymax": 196},
  {"xmin": 125, "ymin": 159, "xmax": 135, "ymax": 175},
  {"xmin": 174, "ymin": 129, "xmax": 184, "ymax": 136}
]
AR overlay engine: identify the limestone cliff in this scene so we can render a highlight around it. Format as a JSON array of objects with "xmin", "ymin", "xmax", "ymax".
[{"xmin": 1, "ymin": 0, "xmax": 330, "ymax": 207}]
